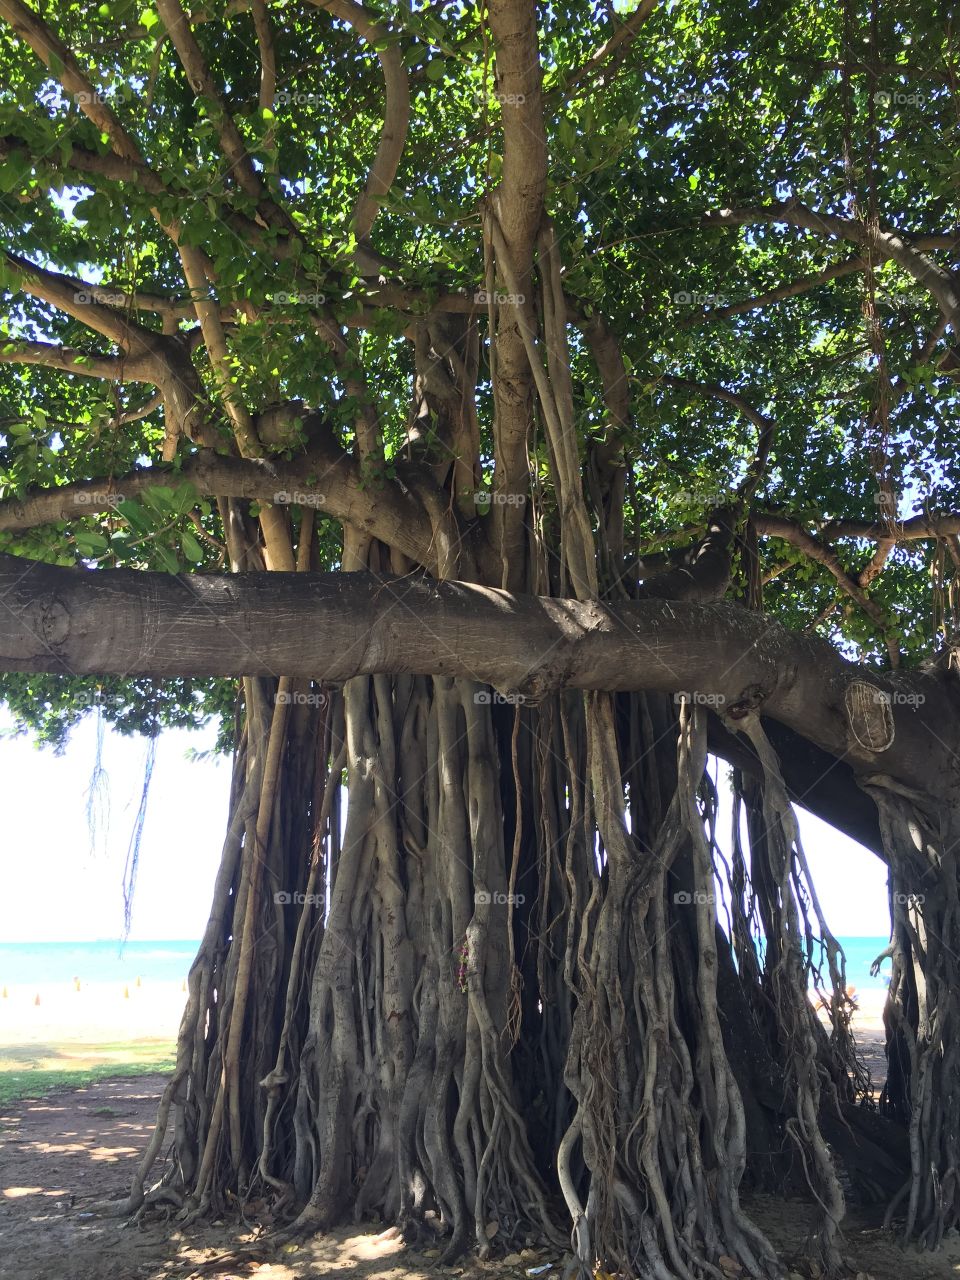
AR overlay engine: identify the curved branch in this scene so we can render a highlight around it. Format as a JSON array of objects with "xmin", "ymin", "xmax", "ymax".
[
  {"xmin": 304, "ymin": 0, "xmax": 410, "ymax": 244},
  {"xmin": 0, "ymin": 340, "xmax": 150, "ymax": 380},
  {"xmin": 755, "ymin": 514, "xmax": 891, "ymax": 631},
  {"xmin": 3, "ymin": 252, "xmax": 165, "ymax": 354},
  {"xmin": 656, "ymin": 375, "xmax": 776, "ymax": 501},
  {"xmin": 0, "ymin": 135, "xmax": 296, "ymax": 265},
  {"xmin": 708, "ymin": 255, "xmax": 868, "ymax": 319},
  {"xmin": 703, "ymin": 203, "xmax": 960, "ymax": 328},
  {"xmin": 0, "ymin": 439, "xmax": 436, "ymax": 568}
]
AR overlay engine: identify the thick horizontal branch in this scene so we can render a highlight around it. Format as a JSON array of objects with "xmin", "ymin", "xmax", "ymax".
[
  {"xmin": 0, "ymin": 135, "xmax": 166, "ymax": 196},
  {"xmin": 0, "ymin": 561, "xmax": 953, "ymax": 799}
]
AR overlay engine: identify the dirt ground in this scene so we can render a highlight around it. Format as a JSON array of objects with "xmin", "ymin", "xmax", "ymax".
[{"xmin": 2, "ymin": 1073, "xmax": 959, "ymax": 1280}]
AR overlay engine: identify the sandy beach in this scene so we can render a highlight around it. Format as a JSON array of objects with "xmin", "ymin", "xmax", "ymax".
[
  {"xmin": 0, "ymin": 976, "xmax": 888, "ymax": 1063},
  {"xmin": 817, "ymin": 983, "xmax": 887, "ymax": 1033},
  {"xmin": 0, "ymin": 979, "xmax": 184, "ymax": 1071}
]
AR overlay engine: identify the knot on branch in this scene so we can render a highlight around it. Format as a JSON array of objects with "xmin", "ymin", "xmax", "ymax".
[
  {"xmin": 845, "ymin": 680, "xmax": 895, "ymax": 753},
  {"xmin": 506, "ymin": 664, "xmax": 570, "ymax": 705},
  {"xmin": 24, "ymin": 592, "xmax": 71, "ymax": 660},
  {"xmin": 725, "ymin": 683, "xmax": 769, "ymax": 721}
]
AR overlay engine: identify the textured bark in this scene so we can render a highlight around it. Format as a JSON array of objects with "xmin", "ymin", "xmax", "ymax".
[{"xmin": 2, "ymin": 558, "xmax": 955, "ymax": 796}]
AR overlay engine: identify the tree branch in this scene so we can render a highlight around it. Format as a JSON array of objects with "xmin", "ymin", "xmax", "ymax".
[
  {"xmin": 155, "ymin": 0, "xmax": 276, "ymax": 216},
  {"xmin": 0, "ymin": 561, "xmax": 953, "ymax": 798},
  {"xmin": 703, "ymin": 203, "xmax": 960, "ymax": 329},
  {"xmin": 0, "ymin": 437, "xmax": 436, "ymax": 568},
  {"xmin": 754, "ymin": 514, "xmax": 896, "ymax": 655},
  {"xmin": 487, "ymin": 0, "xmax": 547, "ymax": 265},
  {"xmin": 562, "ymin": 0, "xmax": 658, "ymax": 96},
  {"xmin": 0, "ymin": 0, "xmax": 142, "ymax": 163},
  {"xmin": 0, "ymin": 340, "xmax": 151, "ymax": 380},
  {"xmin": 704, "ymin": 234, "xmax": 960, "ymax": 323},
  {"xmin": 304, "ymin": 0, "xmax": 410, "ymax": 244},
  {"xmin": 3, "ymin": 252, "xmax": 166, "ymax": 354},
  {"xmin": 657, "ymin": 375, "xmax": 776, "ymax": 500}
]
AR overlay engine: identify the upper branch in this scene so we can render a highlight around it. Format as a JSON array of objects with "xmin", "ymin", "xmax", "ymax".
[
  {"xmin": 562, "ymin": 0, "xmax": 657, "ymax": 96},
  {"xmin": 487, "ymin": 0, "xmax": 548, "ymax": 268},
  {"xmin": 703, "ymin": 203, "xmax": 960, "ymax": 329},
  {"xmin": 0, "ymin": 0, "xmax": 143, "ymax": 163},
  {"xmin": 155, "ymin": 0, "xmax": 282, "ymax": 223},
  {"xmin": 304, "ymin": 0, "xmax": 410, "ymax": 245},
  {"xmin": 657, "ymin": 376, "xmax": 776, "ymax": 502}
]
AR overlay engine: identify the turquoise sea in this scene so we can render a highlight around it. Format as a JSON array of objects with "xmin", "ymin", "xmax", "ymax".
[
  {"xmin": 0, "ymin": 940, "xmax": 201, "ymax": 986},
  {"xmin": 0, "ymin": 936, "xmax": 891, "ymax": 991},
  {"xmin": 817, "ymin": 935, "xmax": 891, "ymax": 992}
]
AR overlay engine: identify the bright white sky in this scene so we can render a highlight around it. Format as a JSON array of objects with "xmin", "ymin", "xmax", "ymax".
[
  {"xmin": 0, "ymin": 710, "xmax": 230, "ymax": 942},
  {"xmin": 0, "ymin": 711, "xmax": 891, "ymax": 942}
]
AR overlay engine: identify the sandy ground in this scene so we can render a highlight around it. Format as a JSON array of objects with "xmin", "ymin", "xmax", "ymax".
[
  {"xmin": 2, "ymin": 1074, "xmax": 960, "ymax": 1280},
  {"xmin": 832, "ymin": 987, "xmax": 887, "ymax": 1034},
  {"xmin": 0, "ymin": 979, "xmax": 186, "ymax": 1051},
  {"xmin": 0, "ymin": 981, "xmax": 923, "ymax": 1280},
  {"xmin": 0, "ymin": 1073, "xmax": 477, "ymax": 1280},
  {"xmin": 0, "ymin": 979, "xmax": 890, "ymax": 1044}
]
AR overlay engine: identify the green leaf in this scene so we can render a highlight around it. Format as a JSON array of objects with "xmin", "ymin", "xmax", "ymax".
[
  {"xmin": 140, "ymin": 7, "xmax": 159, "ymax": 29},
  {"xmin": 171, "ymin": 481, "xmax": 199, "ymax": 515},
  {"xmin": 74, "ymin": 531, "xmax": 109, "ymax": 555},
  {"xmin": 154, "ymin": 544, "xmax": 181, "ymax": 573},
  {"xmin": 116, "ymin": 500, "xmax": 154, "ymax": 534},
  {"xmin": 181, "ymin": 530, "xmax": 204, "ymax": 563},
  {"xmin": 141, "ymin": 485, "xmax": 176, "ymax": 513}
]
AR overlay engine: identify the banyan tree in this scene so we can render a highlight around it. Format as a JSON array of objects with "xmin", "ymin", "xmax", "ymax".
[{"xmin": 1, "ymin": 0, "xmax": 959, "ymax": 1274}]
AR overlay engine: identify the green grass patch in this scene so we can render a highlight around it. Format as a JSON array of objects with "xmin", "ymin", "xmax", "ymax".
[{"xmin": 0, "ymin": 1043, "xmax": 175, "ymax": 1106}]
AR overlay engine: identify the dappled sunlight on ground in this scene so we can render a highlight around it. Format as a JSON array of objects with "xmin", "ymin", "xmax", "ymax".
[{"xmin": 2, "ymin": 1074, "xmax": 960, "ymax": 1280}]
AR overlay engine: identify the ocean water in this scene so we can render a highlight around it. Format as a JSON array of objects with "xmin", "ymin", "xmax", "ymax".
[
  {"xmin": 0, "ymin": 937, "xmax": 891, "ymax": 991},
  {"xmin": 0, "ymin": 940, "xmax": 201, "ymax": 986},
  {"xmin": 830, "ymin": 935, "xmax": 892, "ymax": 992}
]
